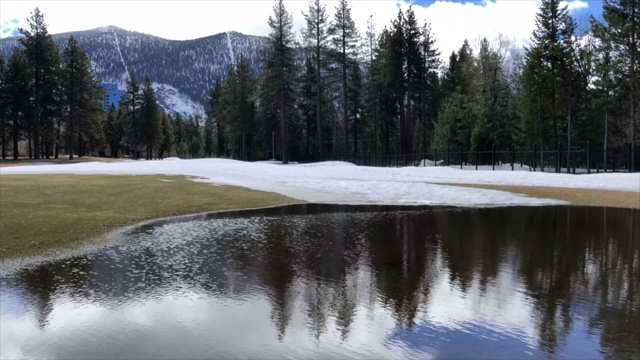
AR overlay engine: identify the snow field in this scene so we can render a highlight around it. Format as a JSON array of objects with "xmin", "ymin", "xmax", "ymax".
[{"xmin": 1, "ymin": 159, "xmax": 638, "ymax": 207}]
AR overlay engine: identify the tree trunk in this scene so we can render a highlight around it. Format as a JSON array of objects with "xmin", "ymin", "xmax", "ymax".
[
  {"xmin": 342, "ymin": 40, "xmax": 348, "ymax": 154},
  {"xmin": 604, "ymin": 111, "xmax": 608, "ymax": 172},
  {"xmin": 630, "ymin": 11, "xmax": 636, "ymax": 172},
  {"xmin": 316, "ymin": 12, "xmax": 323, "ymax": 156},
  {"xmin": 27, "ymin": 132, "xmax": 32, "ymax": 159},
  {"xmin": 353, "ymin": 92, "xmax": 358, "ymax": 154},
  {"xmin": 12, "ymin": 116, "xmax": 19, "ymax": 160},
  {"xmin": 1, "ymin": 122, "xmax": 6, "ymax": 159}
]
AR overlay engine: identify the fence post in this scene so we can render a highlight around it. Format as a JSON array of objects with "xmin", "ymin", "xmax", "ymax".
[
  {"xmin": 475, "ymin": 146, "xmax": 478, "ymax": 170},
  {"xmin": 434, "ymin": 149, "xmax": 438, "ymax": 167},
  {"xmin": 533, "ymin": 144, "xmax": 537, "ymax": 172},
  {"xmin": 460, "ymin": 146, "xmax": 463, "ymax": 169},
  {"xmin": 511, "ymin": 144, "xmax": 515, "ymax": 171},
  {"xmin": 492, "ymin": 144, "xmax": 496, "ymax": 171},
  {"xmin": 587, "ymin": 141, "xmax": 590, "ymax": 174},
  {"xmin": 447, "ymin": 147, "xmax": 450, "ymax": 167},
  {"xmin": 629, "ymin": 142, "xmax": 633, "ymax": 172},
  {"xmin": 396, "ymin": 152, "xmax": 399, "ymax": 168},
  {"xmin": 556, "ymin": 143, "xmax": 561, "ymax": 173}
]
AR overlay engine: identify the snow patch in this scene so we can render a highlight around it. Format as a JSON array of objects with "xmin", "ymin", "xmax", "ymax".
[
  {"xmin": 3, "ymin": 159, "xmax": 638, "ymax": 208},
  {"xmin": 112, "ymin": 31, "xmax": 128, "ymax": 80},
  {"xmin": 152, "ymin": 83, "xmax": 205, "ymax": 117},
  {"xmin": 226, "ymin": 31, "xmax": 236, "ymax": 65}
]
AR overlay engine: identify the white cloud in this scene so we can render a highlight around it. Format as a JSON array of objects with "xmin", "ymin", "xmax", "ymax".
[{"xmin": 0, "ymin": 0, "xmax": 590, "ymax": 62}]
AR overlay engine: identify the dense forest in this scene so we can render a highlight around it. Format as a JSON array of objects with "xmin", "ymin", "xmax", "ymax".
[{"xmin": 0, "ymin": 0, "xmax": 638, "ymax": 171}]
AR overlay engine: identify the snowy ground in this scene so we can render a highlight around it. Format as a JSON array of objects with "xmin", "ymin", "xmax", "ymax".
[{"xmin": 1, "ymin": 159, "xmax": 639, "ymax": 207}]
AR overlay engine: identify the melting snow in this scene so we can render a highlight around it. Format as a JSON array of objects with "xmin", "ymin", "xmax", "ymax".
[
  {"xmin": 152, "ymin": 83, "xmax": 205, "ymax": 117},
  {"xmin": 112, "ymin": 31, "xmax": 129, "ymax": 79},
  {"xmin": 2, "ymin": 159, "xmax": 638, "ymax": 207},
  {"xmin": 226, "ymin": 31, "xmax": 235, "ymax": 65}
]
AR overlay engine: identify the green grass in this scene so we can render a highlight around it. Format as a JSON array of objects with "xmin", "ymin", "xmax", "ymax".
[{"xmin": 0, "ymin": 174, "xmax": 299, "ymax": 260}]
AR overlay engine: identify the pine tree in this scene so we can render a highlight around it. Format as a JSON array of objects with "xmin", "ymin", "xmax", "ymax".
[
  {"xmin": 329, "ymin": 0, "xmax": 359, "ymax": 153},
  {"xmin": 302, "ymin": 0, "xmax": 330, "ymax": 155},
  {"xmin": 403, "ymin": 6, "xmax": 423, "ymax": 153},
  {"xmin": 300, "ymin": 57, "xmax": 317, "ymax": 156},
  {"xmin": 62, "ymin": 35, "xmax": 102, "ymax": 159},
  {"xmin": 203, "ymin": 114, "xmax": 215, "ymax": 157},
  {"xmin": 364, "ymin": 16, "xmax": 378, "ymax": 154},
  {"xmin": 518, "ymin": 0, "xmax": 578, "ymax": 152},
  {"xmin": 187, "ymin": 114, "xmax": 202, "ymax": 158},
  {"xmin": 206, "ymin": 79, "xmax": 223, "ymax": 157},
  {"xmin": 121, "ymin": 70, "xmax": 143, "ymax": 159},
  {"xmin": 434, "ymin": 41, "xmax": 477, "ymax": 150},
  {"xmin": 158, "ymin": 112, "xmax": 173, "ymax": 159},
  {"xmin": 141, "ymin": 75, "xmax": 160, "ymax": 160},
  {"xmin": 259, "ymin": 0, "xmax": 298, "ymax": 164},
  {"xmin": 4, "ymin": 49, "xmax": 32, "ymax": 160},
  {"xmin": 349, "ymin": 61, "xmax": 363, "ymax": 153},
  {"xmin": 104, "ymin": 104, "xmax": 123, "ymax": 158},
  {"xmin": 172, "ymin": 113, "xmax": 186, "ymax": 158},
  {"xmin": 418, "ymin": 22, "xmax": 440, "ymax": 152},
  {"xmin": 0, "ymin": 55, "xmax": 6, "ymax": 159},
  {"xmin": 19, "ymin": 8, "xmax": 62, "ymax": 159},
  {"xmin": 591, "ymin": 0, "xmax": 639, "ymax": 171}
]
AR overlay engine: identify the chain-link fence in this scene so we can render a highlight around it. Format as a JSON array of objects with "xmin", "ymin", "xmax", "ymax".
[{"xmin": 293, "ymin": 143, "xmax": 640, "ymax": 174}]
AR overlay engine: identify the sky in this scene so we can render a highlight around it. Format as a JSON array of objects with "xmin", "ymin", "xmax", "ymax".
[{"xmin": 0, "ymin": 0, "xmax": 601, "ymax": 61}]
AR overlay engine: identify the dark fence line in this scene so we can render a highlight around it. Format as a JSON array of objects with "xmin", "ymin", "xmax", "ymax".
[{"xmin": 289, "ymin": 143, "xmax": 640, "ymax": 174}]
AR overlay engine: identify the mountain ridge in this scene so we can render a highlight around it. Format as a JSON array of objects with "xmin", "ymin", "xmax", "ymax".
[{"xmin": 0, "ymin": 25, "xmax": 267, "ymax": 117}]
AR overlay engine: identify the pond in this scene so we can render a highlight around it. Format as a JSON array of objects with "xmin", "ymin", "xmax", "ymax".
[{"xmin": 1, "ymin": 204, "xmax": 638, "ymax": 359}]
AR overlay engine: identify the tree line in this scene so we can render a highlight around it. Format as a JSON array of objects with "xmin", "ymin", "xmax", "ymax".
[
  {"xmin": 1, "ymin": 0, "xmax": 638, "ymax": 170},
  {"xmin": 213, "ymin": 0, "xmax": 638, "ymax": 170},
  {"xmin": 0, "ymin": 9, "xmax": 208, "ymax": 161}
]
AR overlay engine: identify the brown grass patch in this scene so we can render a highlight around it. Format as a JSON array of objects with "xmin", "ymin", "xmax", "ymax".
[
  {"xmin": 0, "ymin": 156, "xmax": 124, "ymax": 167},
  {"xmin": 0, "ymin": 174, "xmax": 299, "ymax": 259},
  {"xmin": 434, "ymin": 183, "xmax": 640, "ymax": 209}
]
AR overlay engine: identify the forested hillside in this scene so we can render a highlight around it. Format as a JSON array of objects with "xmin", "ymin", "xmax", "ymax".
[
  {"xmin": 0, "ymin": 25, "xmax": 265, "ymax": 115},
  {"xmin": 0, "ymin": 0, "xmax": 638, "ymax": 171}
]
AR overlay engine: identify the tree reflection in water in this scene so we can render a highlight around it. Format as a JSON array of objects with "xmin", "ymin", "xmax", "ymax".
[{"xmin": 2, "ymin": 204, "xmax": 638, "ymax": 358}]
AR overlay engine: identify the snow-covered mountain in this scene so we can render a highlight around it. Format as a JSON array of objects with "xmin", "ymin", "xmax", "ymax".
[{"xmin": 0, "ymin": 26, "xmax": 266, "ymax": 116}]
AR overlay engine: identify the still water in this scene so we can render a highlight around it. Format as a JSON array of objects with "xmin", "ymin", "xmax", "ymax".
[{"xmin": 1, "ymin": 204, "xmax": 638, "ymax": 359}]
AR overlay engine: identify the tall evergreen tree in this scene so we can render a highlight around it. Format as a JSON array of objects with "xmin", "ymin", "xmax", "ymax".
[
  {"xmin": 591, "ymin": 0, "xmax": 639, "ymax": 171},
  {"xmin": 158, "ymin": 112, "xmax": 173, "ymax": 159},
  {"xmin": 62, "ymin": 35, "xmax": 101, "ymax": 160},
  {"xmin": 104, "ymin": 104, "xmax": 123, "ymax": 158},
  {"xmin": 0, "ymin": 55, "xmax": 7, "ymax": 159},
  {"xmin": 4, "ymin": 49, "xmax": 32, "ymax": 160},
  {"xmin": 259, "ymin": 0, "xmax": 298, "ymax": 164},
  {"xmin": 349, "ymin": 61, "xmax": 363, "ymax": 153},
  {"xmin": 329, "ymin": 0, "xmax": 359, "ymax": 153},
  {"xmin": 121, "ymin": 70, "xmax": 143, "ymax": 159},
  {"xmin": 418, "ymin": 22, "xmax": 440, "ymax": 152},
  {"xmin": 141, "ymin": 75, "xmax": 160, "ymax": 160},
  {"xmin": 19, "ymin": 8, "xmax": 61, "ymax": 159},
  {"xmin": 403, "ymin": 6, "xmax": 423, "ymax": 153},
  {"xmin": 207, "ymin": 79, "xmax": 224, "ymax": 157},
  {"xmin": 518, "ymin": 0, "xmax": 577, "ymax": 152},
  {"xmin": 364, "ymin": 16, "xmax": 378, "ymax": 154},
  {"xmin": 302, "ymin": 0, "xmax": 330, "ymax": 155},
  {"xmin": 300, "ymin": 57, "xmax": 317, "ymax": 156},
  {"xmin": 203, "ymin": 114, "xmax": 215, "ymax": 157},
  {"xmin": 172, "ymin": 113, "xmax": 186, "ymax": 157}
]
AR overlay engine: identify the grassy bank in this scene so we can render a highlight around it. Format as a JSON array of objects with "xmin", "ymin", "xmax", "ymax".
[
  {"xmin": 0, "ymin": 156, "xmax": 123, "ymax": 167},
  {"xmin": 436, "ymin": 183, "xmax": 640, "ymax": 209},
  {"xmin": 0, "ymin": 174, "xmax": 298, "ymax": 260}
]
